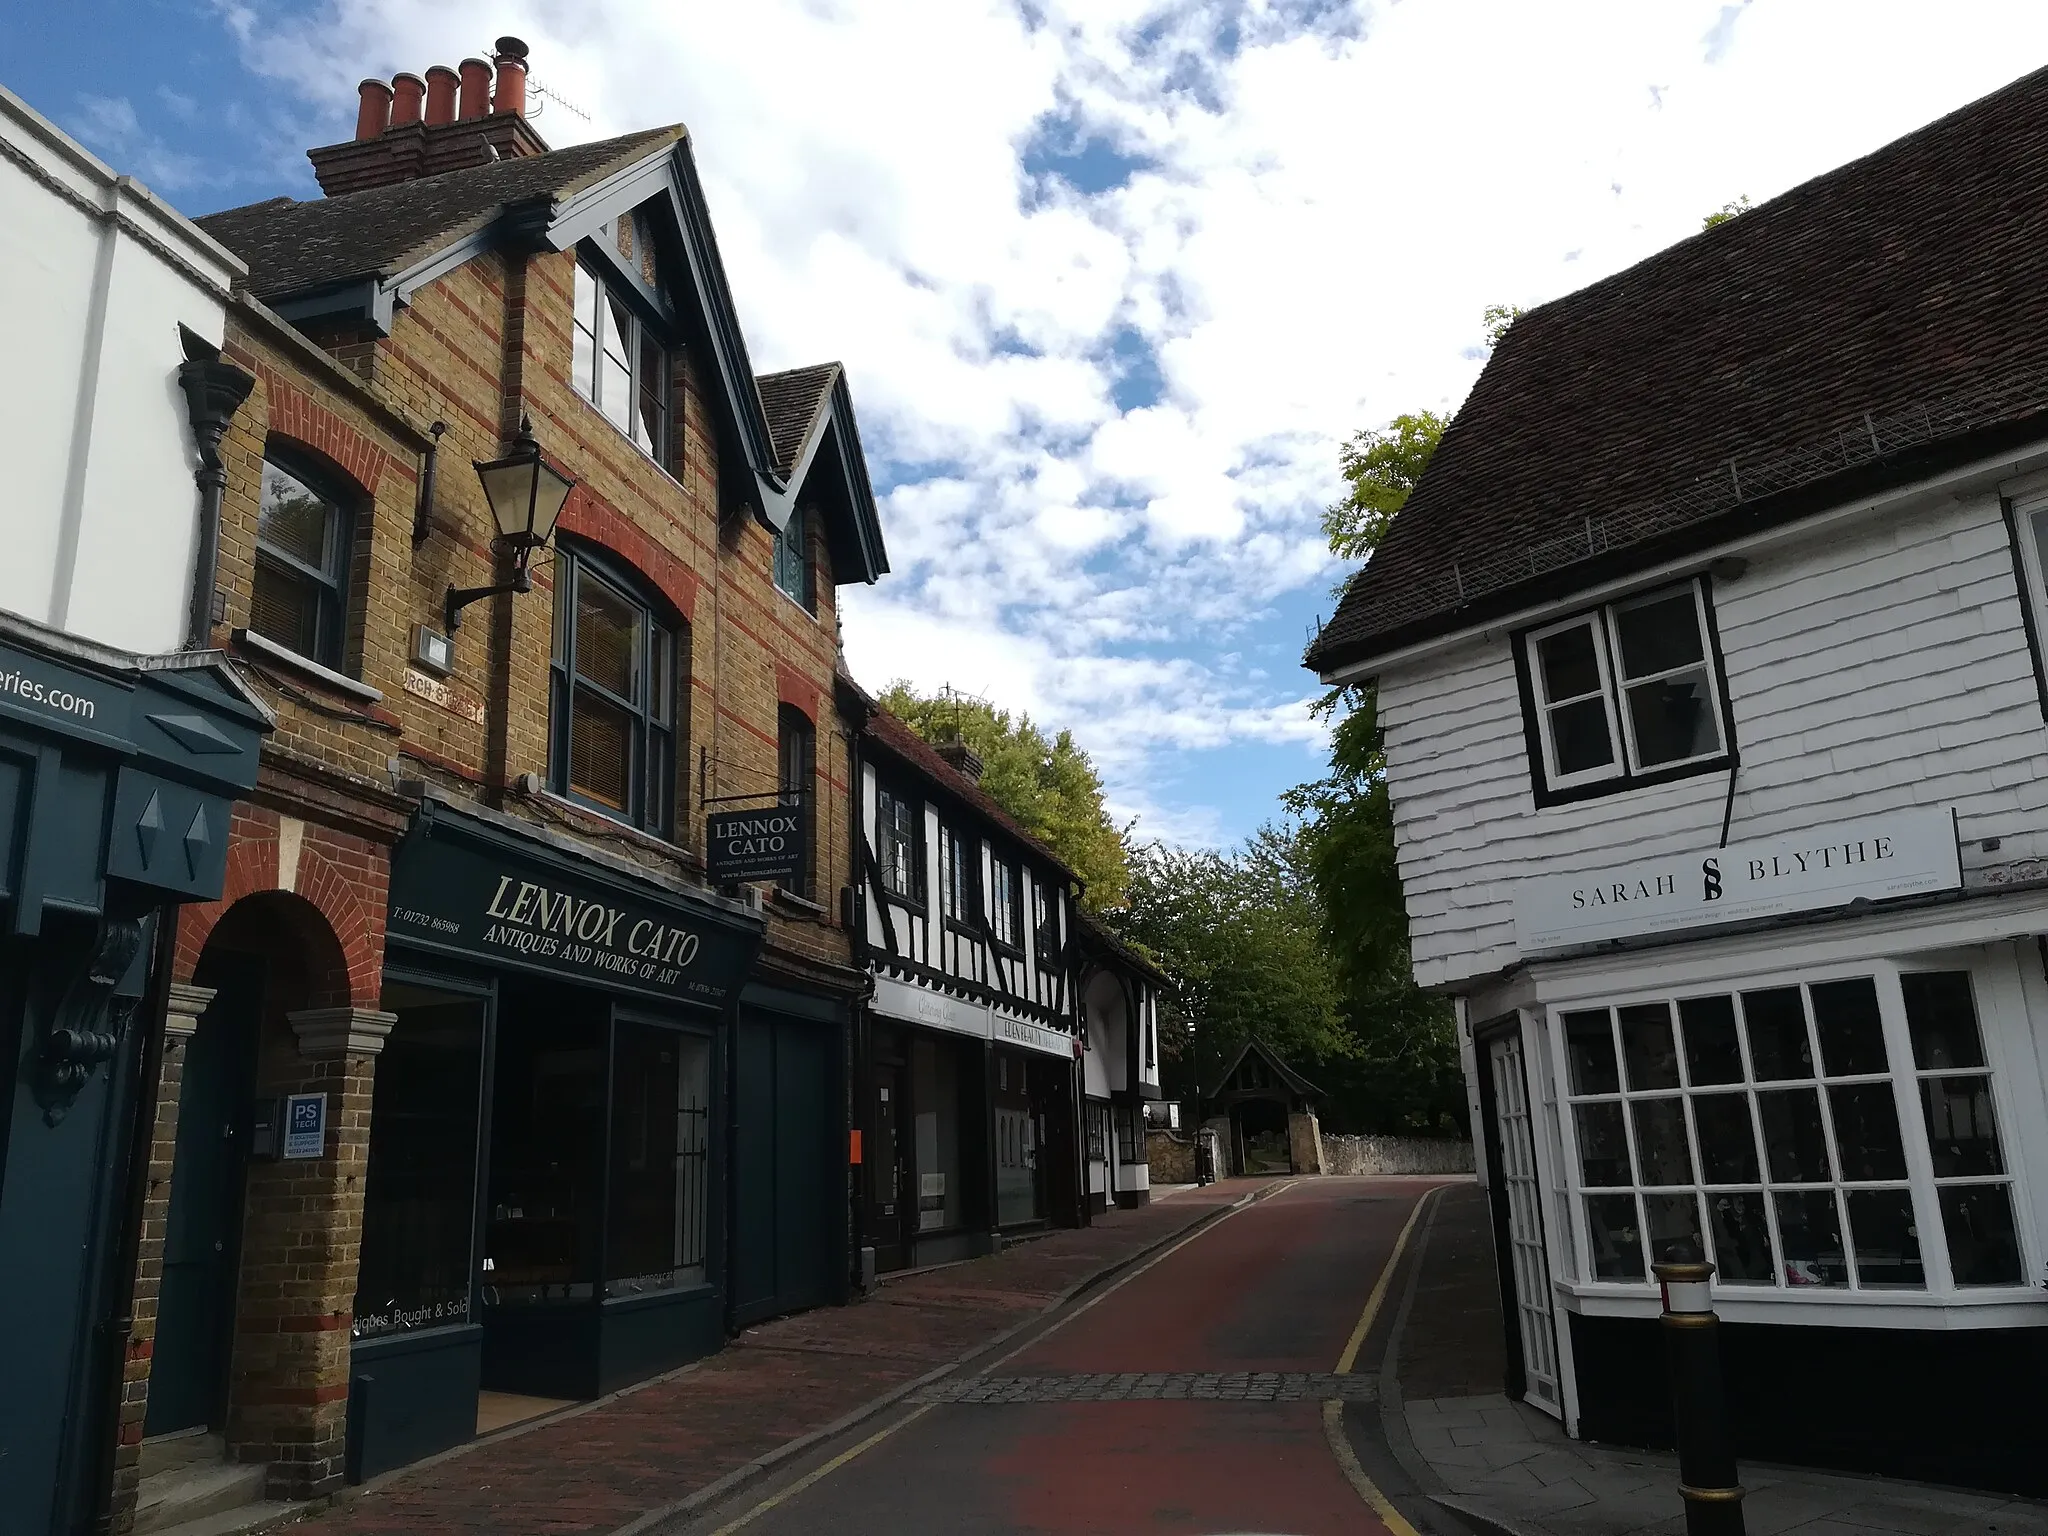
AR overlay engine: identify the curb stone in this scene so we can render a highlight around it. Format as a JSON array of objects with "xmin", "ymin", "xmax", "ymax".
[{"xmin": 620, "ymin": 1179, "xmax": 1295, "ymax": 1536}]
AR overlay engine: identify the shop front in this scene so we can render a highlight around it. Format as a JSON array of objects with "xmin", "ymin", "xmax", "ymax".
[{"xmin": 346, "ymin": 797, "xmax": 762, "ymax": 1481}]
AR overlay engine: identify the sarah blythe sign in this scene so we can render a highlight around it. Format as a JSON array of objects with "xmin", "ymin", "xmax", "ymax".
[
  {"xmin": 1512, "ymin": 808, "xmax": 1962, "ymax": 955},
  {"xmin": 706, "ymin": 805, "xmax": 806, "ymax": 885},
  {"xmin": 389, "ymin": 817, "xmax": 760, "ymax": 1005}
]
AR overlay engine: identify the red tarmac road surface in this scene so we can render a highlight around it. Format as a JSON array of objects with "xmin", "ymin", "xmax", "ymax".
[{"xmin": 710, "ymin": 1178, "xmax": 1451, "ymax": 1536}]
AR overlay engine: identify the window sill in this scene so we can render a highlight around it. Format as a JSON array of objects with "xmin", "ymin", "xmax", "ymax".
[
  {"xmin": 1531, "ymin": 753, "xmax": 1731, "ymax": 809},
  {"xmin": 519, "ymin": 782, "xmax": 698, "ymax": 869},
  {"xmin": 772, "ymin": 887, "xmax": 827, "ymax": 917},
  {"xmin": 232, "ymin": 628, "xmax": 384, "ymax": 703},
  {"xmin": 571, "ymin": 388, "xmax": 686, "ymax": 493},
  {"xmin": 774, "ymin": 584, "xmax": 820, "ymax": 624},
  {"xmin": 879, "ymin": 886, "xmax": 926, "ymax": 912},
  {"xmin": 1556, "ymin": 1278, "xmax": 2048, "ymax": 1329}
]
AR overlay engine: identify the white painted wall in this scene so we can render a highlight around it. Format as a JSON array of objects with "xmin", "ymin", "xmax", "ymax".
[
  {"xmin": 1378, "ymin": 482, "xmax": 2048, "ymax": 991},
  {"xmin": 0, "ymin": 87, "xmax": 242, "ymax": 656}
]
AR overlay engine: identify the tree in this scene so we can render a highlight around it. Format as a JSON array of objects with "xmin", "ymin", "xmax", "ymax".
[
  {"xmin": 1481, "ymin": 302, "xmax": 1525, "ymax": 348},
  {"xmin": 1107, "ymin": 828, "xmax": 1349, "ymax": 1102},
  {"xmin": 877, "ymin": 683, "xmax": 1129, "ymax": 910},
  {"xmin": 1703, "ymin": 194, "xmax": 1752, "ymax": 229},
  {"xmin": 1321, "ymin": 410, "xmax": 1449, "ymax": 563}
]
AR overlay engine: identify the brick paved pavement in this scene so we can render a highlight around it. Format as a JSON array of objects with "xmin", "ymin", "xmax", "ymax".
[
  {"xmin": 918, "ymin": 1370, "xmax": 1382, "ymax": 1404},
  {"xmin": 296, "ymin": 1180, "xmax": 1267, "ymax": 1536}
]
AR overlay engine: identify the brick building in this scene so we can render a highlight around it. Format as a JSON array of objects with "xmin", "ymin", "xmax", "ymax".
[{"xmin": 115, "ymin": 39, "xmax": 888, "ymax": 1530}]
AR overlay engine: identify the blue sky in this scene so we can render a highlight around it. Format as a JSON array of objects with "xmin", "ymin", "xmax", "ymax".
[{"xmin": 13, "ymin": 1, "xmax": 2048, "ymax": 847}]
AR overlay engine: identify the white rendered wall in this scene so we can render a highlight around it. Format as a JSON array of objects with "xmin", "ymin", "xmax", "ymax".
[
  {"xmin": 1377, "ymin": 482, "xmax": 2048, "ymax": 991},
  {"xmin": 0, "ymin": 87, "xmax": 241, "ymax": 655}
]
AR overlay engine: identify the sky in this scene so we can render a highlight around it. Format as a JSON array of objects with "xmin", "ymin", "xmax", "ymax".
[{"xmin": 10, "ymin": 2, "xmax": 2048, "ymax": 847}]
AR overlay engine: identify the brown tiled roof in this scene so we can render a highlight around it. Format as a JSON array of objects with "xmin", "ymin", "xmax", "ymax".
[
  {"xmin": 862, "ymin": 706, "xmax": 1080, "ymax": 885},
  {"xmin": 1078, "ymin": 912, "xmax": 1169, "ymax": 987},
  {"xmin": 197, "ymin": 128, "xmax": 679, "ymax": 300},
  {"xmin": 1308, "ymin": 64, "xmax": 2048, "ymax": 674},
  {"xmin": 756, "ymin": 363, "xmax": 840, "ymax": 477}
]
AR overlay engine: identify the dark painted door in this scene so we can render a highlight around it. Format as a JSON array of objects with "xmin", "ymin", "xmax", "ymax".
[
  {"xmin": 732, "ymin": 1010, "xmax": 838, "ymax": 1326},
  {"xmin": 148, "ymin": 955, "xmax": 261, "ymax": 1435},
  {"xmin": 866, "ymin": 1064, "xmax": 908, "ymax": 1271}
]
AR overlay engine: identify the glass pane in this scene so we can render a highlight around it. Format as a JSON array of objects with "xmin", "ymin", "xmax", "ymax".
[
  {"xmin": 1845, "ymin": 1189, "xmax": 1924, "ymax": 1289},
  {"xmin": 1549, "ymin": 698, "xmax": 1616, "ymax": 776},
  {"xmin": 1645, "ymin": 1191, "xmax": 1704, "ymax": 1266},
  {"xmin": 1900, "ymin": 972, "xmax": 1986, "ymax": 1069},
  {"xmin": 1774, "ymin": 1190, "xmax": 1850, "ymax": 1287},
  {"xmin": 1631, "ymin": 1098, "xmax": 1694, "ymax": 1186},
  {"xmin": 1536, "ymin": 623, "xmax": 1603, "ymax": 702},
  {"xmin": 570, "ymin": 689, "xmax": 634, "ymax": 812},
  {"xmin": 1742, "ymin": 988, "xmax": 1813, "ymax": 1080},
  {"xmin": 486, "ymin": 999, "xmax": 604, "ymax": 1302},
  {"xmin": 354, "ymin": 984, "xmax": 485, "ymax": 1339},
  {"xmin": 1585, "ymin": 1193, "xmax": 1646, "ymax": 1280},
  {"xmin": 912, "ymin": 1037, "xmax": 963, "ymax": 1230},
  {"xmin": 1705, "ymin": 1191, "xmax": 1775, "ymax": 1283},
  {"xmin": 1809, "ymin": 978, "xmax": 1887, "ymax": 1077},
  {"xmin": 604, "ymin": 291, "xmax": 634, "ymax": 368},
  {"xmin": 1619, "ymin": 1003, "xmax": 1680, "ymax": 1090},
  {"xmin": 575, "ymin": 572, "xmax": 643, "ymax": 699},
  {"xmin": 1692, "ymin": 1094, "xmax": 1760, "ymax": 1184},
  {"xmin": 1611, "ymin": 589, "xmax": 1705, "ymax": 678},
  {"xmin": 1940, "ymin": 1184, "xmax": 2023, "ymax": 1286},
  {"xmin": 259, "ymin": 459, "xmax": 334, "ymax": 569},
  {"xmin": 1625, "ymin": 670, "xmax": 1720, "ymax": 766},
  {"xmin": 601, "ymin": 351, "xmax": 633, "ymax": 432},
  {"xmin": 573, "ymin": 265, "xmax": 599, "ymax": 400},
  {"xmin": 250, "ymin": 560, "xmax": 321, "ymax": 659},
  {"xmin": 1575, "ymin": 1102, "xmax": 1633, "ymax": 1187},
  {"xmin": 636, "ymin": 335, "xmax": 666, "ymax": 457},
  {"xmin": 1758, "ymin": 1088, "xmax": 1831, "ymax": 1183},
  {"xmin": 608, "ymin": 1025, "xmax": 711, "ymax": 1294},
  {"xmin": 1680, "ymin": 996, "xmax": 1744, "ymax": 1085},
  {"xmin": 1563, "ymin": 1010, "xmax": 1619, "ymax": 1095},
  {"xmin": 649, "ymin": 628, "xmax": 671, "ymax": 724},
  {"xmin": 1921, "ymin": 1076, "xmax": 2005, "ymax": 1177},
  {"xmin": 1828, "ymin": 1083, "xmax": 1907, "ymax": 1181}
]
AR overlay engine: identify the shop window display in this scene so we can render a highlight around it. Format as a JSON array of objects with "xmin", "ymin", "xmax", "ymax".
[
  {"xmin": 486, "ymin": 1006, "xmax": 606, "ymax": 1303},
  {"xmin": 607, "ymin": 1022, "xmax": 712, "ymax": 1295},
  {"xmin": 912, "ymin": 1036, "xmax": 962, "ymax": 1232}
]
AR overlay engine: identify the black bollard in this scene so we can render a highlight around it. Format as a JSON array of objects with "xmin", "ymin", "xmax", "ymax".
[{"xmin": 1652, "ymin": 1242, "xmax": 1745, "ymax": 1536}]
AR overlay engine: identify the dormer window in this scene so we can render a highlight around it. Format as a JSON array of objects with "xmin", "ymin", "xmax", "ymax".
[
  {"xmin": 573, "ymin": 260, "xmax": 670, "ymax": 469},
  {"xmin": 774, "ymin": 505, "xmax": 814, "ymax": 612},
  {"xmin": 1517, "ymin": 578, "xmax": 1730, "ymax": 803}
]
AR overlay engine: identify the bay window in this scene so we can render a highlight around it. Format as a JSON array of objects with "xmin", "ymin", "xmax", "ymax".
[
  {"xmin": 1559, "ymin": 963, "xmax": 2025, "ymax": 1296},
  {"xmin": 1520, "ymin": 578, "xmax": 1728, "ymax": 801}
]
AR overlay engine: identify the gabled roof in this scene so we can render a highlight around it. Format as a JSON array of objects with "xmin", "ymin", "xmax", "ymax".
[
  {"xmin": 757, "ymin": 362, "xmax": 889, "ymax": 585},
  {"xmin": 1078, "ymin": 913, "xmax": 1170, "ymax": 988},
  {"xmin": 1309, "ymin": 63, "xmax": 2048, "ymax": 676},
  {"xmin": 860, "ymin": 702, "xmax": 1079, "ymax": 886},
  {"xmin": 1206, "ymin": 1037, "xmax": 1321, "ymax": 1102}
]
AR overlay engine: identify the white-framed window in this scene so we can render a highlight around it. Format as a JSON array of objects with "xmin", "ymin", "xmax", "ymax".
[
  {"xmin": 1555, "ymin": 961, "xmax": 2026, "ymax": 1297},
  {"xmin": 1521, "ymin": 579, "xmax": 1728, "ymax": 798},
  {"xmin": 572, "ymin": 259, "xmax": 672, "ymax": 469}
]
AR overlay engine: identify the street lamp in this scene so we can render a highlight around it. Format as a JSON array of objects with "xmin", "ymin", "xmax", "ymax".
[{"xmin": 445, "ymin": 415, "xmax": 575, "ymax": 632}]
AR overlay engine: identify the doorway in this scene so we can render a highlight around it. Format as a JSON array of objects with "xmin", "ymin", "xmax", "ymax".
[
  {"xmin": 867, "ymin": 1059, "xmax": 909, "ymax": 1272},
  {"xmin": 147, "ymin": 953, "xmax": 262, "ymax": 1437},
  {"xmin": 1476, "ymin": 1015, "xmax": 1562, "ymax": 1417}
]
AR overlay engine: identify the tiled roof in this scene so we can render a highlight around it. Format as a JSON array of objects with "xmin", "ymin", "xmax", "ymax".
[
  {"xmin": 862, "ymin": 706, "xmax": 1080, "ymax": 885},
  {"xmin": 197, "ymin": 128, "xmax": 679, "ymax": 300},
  {"xmin": 756, "ymin": 363, "xmax": 840, "ymax": 477},
  {"xmin": 1308, "ymin": 64, "xmax": 2048, "ymax": 674},
  {"xmin": 1206, "ymin": 1036, "xmax": 1320, "ymax": 1102},
  {"xmin": 1078, "ymin": 913, "xmax": 1170, "ymax": 987}
]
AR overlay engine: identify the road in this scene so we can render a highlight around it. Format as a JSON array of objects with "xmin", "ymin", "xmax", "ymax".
[{"xmin": 684, "ymin": 1177, "xmax": 1454, "ymax": 1536}]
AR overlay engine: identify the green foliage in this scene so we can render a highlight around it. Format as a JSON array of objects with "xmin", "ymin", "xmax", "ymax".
[
  {"xmin": 1321, "ymin": 410, "xmax": 1450, "ymax": 563},
  {"xmin": 877, "ymin": 683, "xmax": 1129, "ymax": 911},
  {"xmin": 1481, "ymin": 302, "xmax": 1525, "ymax": 349},
  {"xmin": 1703, "ymin": 194, "xmax": 1753, "ymax": 229},
  {"xmin": 1106, "ymin": 827, "xmax": 1350, "ymax": 1100}
]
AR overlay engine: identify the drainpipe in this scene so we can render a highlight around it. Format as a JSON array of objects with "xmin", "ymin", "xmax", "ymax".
[{"xmin": 176, "ymin": 327, "xmax": 256, "ymax": 650}]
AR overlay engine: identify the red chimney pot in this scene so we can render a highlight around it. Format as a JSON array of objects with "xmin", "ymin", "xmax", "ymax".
[
  {"xmin": 457, "ymin": 58, "xmax": 491, "ymax": 120},
  {"xmin": 353, "ymin": 78, "xmax": 393, "ymax": 141},
  {"xmin": 423, "ymin": 66, "xmax": 458, "ymax": 127},
  {"xmin": 390, "ymin": 72, "xmax": 426, "ymax": 128},
  {"xmin": 491, "ymin": 36, "xmax": 529, "ymax": 117}
]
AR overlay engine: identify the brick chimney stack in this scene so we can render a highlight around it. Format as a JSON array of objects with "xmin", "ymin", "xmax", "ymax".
[{"xmin": 307, "ymin": 35, "xmax": 551, "ymax": 198}]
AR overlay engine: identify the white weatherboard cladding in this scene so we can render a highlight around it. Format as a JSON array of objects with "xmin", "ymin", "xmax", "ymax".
[
  {"xmin": 0, "ymin": 89, "xmax": 241, "ymax": 655},
  {"xmin": 1381, "ymin": 493, "xmax": 2048, "ymax": 990}
]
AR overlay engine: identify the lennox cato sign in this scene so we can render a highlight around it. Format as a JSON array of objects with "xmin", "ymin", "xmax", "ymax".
[
  {"xmin": 1512, "ymin": 807, "xmax": 1962, "ymax": 955},
  {"xmin": 706, "ymin": 806, "xmax": 807, "ymax": 885}
]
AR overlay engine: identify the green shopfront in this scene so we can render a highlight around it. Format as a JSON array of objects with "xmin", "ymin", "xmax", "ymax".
[
  {"xmin": 346, "ymin": 797, "xmax": 763, "ymax": 1481},
  {"xmin": 0, "ymin": 619, "xmax": 268, "ymax": 1536}
]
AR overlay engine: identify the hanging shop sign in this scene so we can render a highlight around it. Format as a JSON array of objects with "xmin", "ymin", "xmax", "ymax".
[
  {"xmin": 390, "ymin": 803, "xmax": 763, "ymax": 1006},
  {"xmin": 706, "ymin": 805, "xmax": 807, "ymax": 885},
  {"xmin": 1512, "ymin": 806, "xmax": 1962, "ymax": 956}
]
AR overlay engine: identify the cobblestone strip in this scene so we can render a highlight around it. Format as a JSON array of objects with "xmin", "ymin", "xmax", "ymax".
[{"xmin": 919, "ymin": 1371, "xmax": 1380, "ymax": 1404}]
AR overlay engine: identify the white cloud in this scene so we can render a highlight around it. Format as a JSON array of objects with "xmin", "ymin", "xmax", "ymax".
[{"xmin": 217, "ymin": 0, "xmax": 2048, "ymax": 844}]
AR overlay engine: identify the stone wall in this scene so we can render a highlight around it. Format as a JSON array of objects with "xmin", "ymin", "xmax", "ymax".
[
  {"xmin": 1320, "ymin": 1134, "xmax": 1475, "ymax": 1176},
  {"xmin": 1145, "ymin": 1128, "xmax": 1197, "ymax": 1184}
]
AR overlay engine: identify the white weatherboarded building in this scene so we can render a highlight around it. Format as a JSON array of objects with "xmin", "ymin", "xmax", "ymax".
[{"xmin": 1309, "ymin": 65, "xmax": 2048, "ymax": 1497}]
